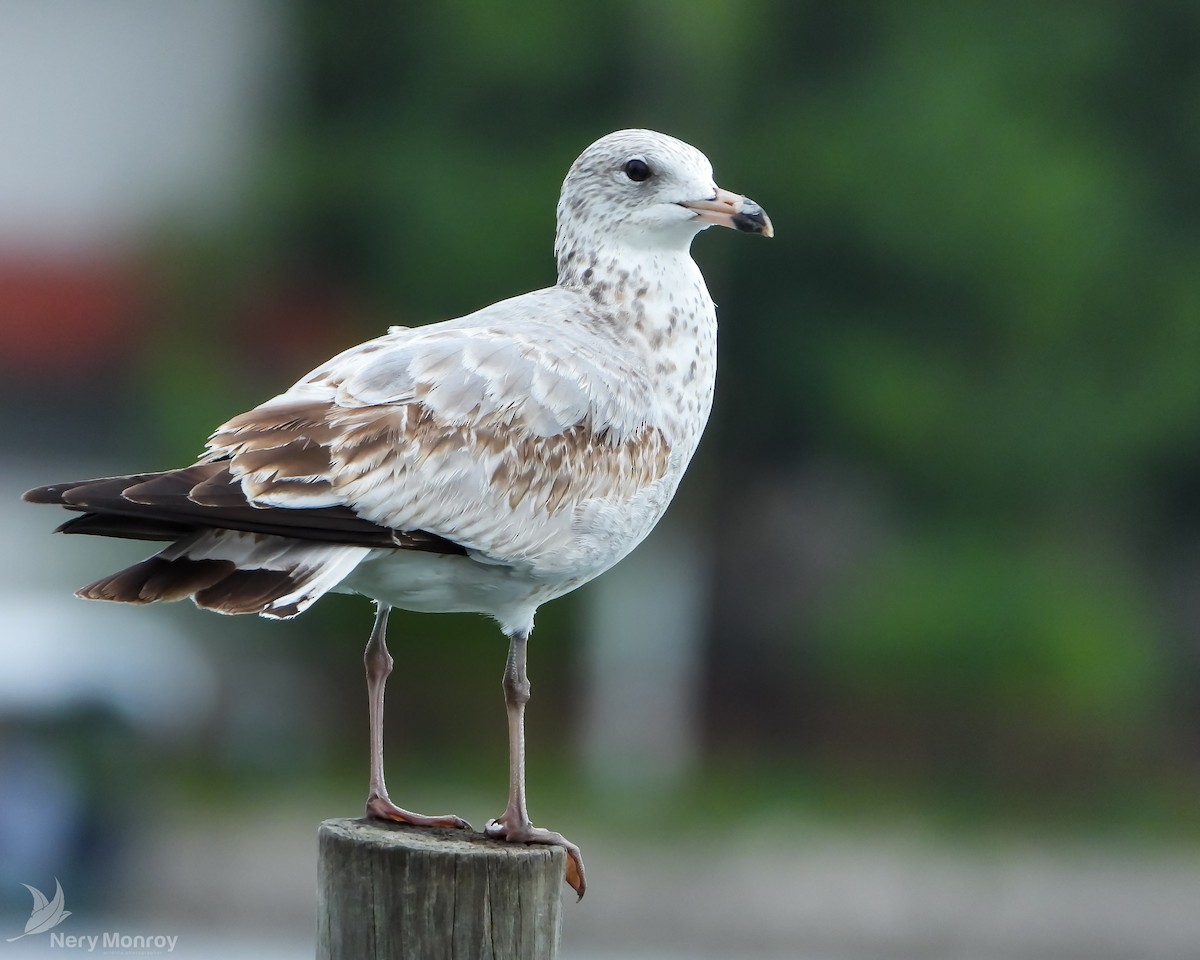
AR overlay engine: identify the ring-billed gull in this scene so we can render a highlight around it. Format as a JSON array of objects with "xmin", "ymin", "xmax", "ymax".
[{"xmin": 24, "ymin": 128, "xmax": 772, "ymax": 898}]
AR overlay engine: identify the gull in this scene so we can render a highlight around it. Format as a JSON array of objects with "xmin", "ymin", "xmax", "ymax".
[{"xmin": 23, "ymin": 129, "xmax": 772, "ymax": 898}]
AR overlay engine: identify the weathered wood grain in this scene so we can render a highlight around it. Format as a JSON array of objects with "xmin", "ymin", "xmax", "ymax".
[{"xmin": 317, "ymin": 818, "xmax": 564, "ymax": 960}]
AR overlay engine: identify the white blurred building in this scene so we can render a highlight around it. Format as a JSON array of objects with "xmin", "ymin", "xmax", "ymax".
[{"xmin": 0, "ymin": 0, "xmax": 285, "ymax": 373}]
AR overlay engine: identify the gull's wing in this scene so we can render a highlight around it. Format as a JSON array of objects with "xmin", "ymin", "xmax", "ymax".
[
  {"xmin": 23, "ymin": 290, "xmax": 674, "ymax": 616},
  {"xmin": 206, "ymin": 290, "xmax": 672, "ymax": 561}
]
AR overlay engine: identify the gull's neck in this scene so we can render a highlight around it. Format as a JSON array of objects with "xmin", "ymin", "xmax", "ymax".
[
  {"xmin": 555, "ymin": 224, "xmax": 710, "ymax": 309},
  {"xmin": 555, "ymin": 233, "xmax": 719, "ymax": 450}
]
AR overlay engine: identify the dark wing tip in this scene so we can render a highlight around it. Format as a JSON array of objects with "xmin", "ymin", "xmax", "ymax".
[
  {"xmin": 56, "ymin": 513, "xmax": 192, "ymax": 541},
  {"xmin": 24, "ymin": 475, "xmax": 151, "ymax": 506},
  {"xmin": 23, "ymin": 483, "xmax": 70, "ymax": 504},
  {"xmin": 23, "ymin": 468, "xmax": 470, "ymax": 556}
]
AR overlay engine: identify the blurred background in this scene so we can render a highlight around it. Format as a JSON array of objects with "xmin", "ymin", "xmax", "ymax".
[{"xmin": 2, "ymin": 1, "xmax": 1200, "ymax": 957}]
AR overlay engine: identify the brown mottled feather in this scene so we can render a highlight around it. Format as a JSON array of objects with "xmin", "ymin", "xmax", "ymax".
[
  {"xmin": 77, "ymin": 558, "xmax": 171, "ymax": 604},
  {"xmin": 79, "ymin": 553, "xmax": 315, "ymax": 616},
  {"xmin": 194, "ymin": 568, "xmax": 300, "ymax": 615},
  {"xmin": 208, "ymin": 398, "xmax": 671, "ymax": 534},
  {"xmin": 186, "ymin": 469, "xmax": 256, "ymax": 508},
  {"xmin": 232, "ymin": 439, "xmax": 332, "ymax": 480},
  {"xmin": 140, "ymin": 558, "xmax": 238, "ymax": 602}
]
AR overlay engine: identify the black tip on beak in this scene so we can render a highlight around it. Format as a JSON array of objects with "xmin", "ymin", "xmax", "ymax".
[{"xmin": 731, "ymin": 198, "xmax": 773, "ymax": 237}]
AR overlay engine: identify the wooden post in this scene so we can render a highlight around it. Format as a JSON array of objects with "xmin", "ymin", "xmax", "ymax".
[{"xmin": 317, "ymin": 818, "xmax": 565, "ymax": 960}]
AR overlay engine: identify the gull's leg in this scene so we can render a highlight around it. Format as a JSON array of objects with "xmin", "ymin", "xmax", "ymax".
[
  {"xmin": 363, "ymin": 602, "xmax": 470, "ymax": 829},
  {"xmin": 485, "ymin": 629, "xmax": 587, "ymax": 898}
]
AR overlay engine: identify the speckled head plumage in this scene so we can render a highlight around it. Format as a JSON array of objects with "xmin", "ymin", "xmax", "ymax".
[{"xmin": 554, "ymin": 129, "xmax": 772, "ymax": 281}]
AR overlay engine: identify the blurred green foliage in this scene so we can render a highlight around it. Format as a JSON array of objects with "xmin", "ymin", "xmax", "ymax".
[
  {"xmin": 819, "ymin": 532, "xmax": 1163, "ymax": 729},
  {"xmin": 134, "ymin": 0, "xmax": 1200, "ymax": 808}
]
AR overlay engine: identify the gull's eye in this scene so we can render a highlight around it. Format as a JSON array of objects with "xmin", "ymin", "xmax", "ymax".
[{"xmin": 623, "ymin": 158, "xmax": 652, "ymax": 182}]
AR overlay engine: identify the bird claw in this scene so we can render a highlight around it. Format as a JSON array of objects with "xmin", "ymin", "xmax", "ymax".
[
  {"xmin": 485, "ymin": 817, "xmax": 587, "ymax": 900},
  {"xmin": 366, "ymin": 793, "xmax": 472, "ymax": 831}
]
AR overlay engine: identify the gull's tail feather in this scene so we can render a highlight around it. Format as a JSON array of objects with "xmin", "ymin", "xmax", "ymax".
[
  {"xmin": 76, "ymin": 530, "xmax": 371, "ymax": 619},
  {"xmin": 23, "ymin": 464, "xmax": 470, "ymax": 618},
  {"xmin": 77, "ymin": 556, "xmax": 236, "ymax": 605}
]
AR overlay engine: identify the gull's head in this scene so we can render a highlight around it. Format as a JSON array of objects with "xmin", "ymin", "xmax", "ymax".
[{"xmin": 554, "ymin": 129, "xmax": 772, "ymax": 273}]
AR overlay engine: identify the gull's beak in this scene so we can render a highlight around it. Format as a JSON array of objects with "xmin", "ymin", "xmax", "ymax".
[{"xmin": 679, "ymin": 188, "xmax": 774, "ymax": 238}]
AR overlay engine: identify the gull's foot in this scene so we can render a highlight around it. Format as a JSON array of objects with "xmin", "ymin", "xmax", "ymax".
[
  {"xmin": 485, "ymin": 815, "xmax": 587, "ymax": 899},
  {"xmin": 366, "ymin": 793, "xmax": 472, "ymax": 830}
]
